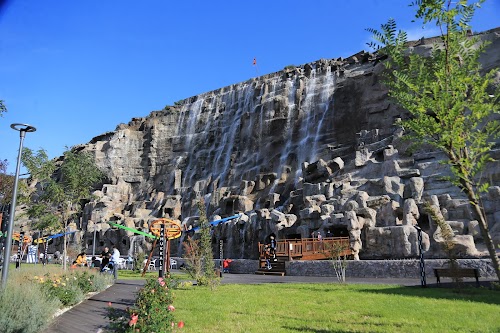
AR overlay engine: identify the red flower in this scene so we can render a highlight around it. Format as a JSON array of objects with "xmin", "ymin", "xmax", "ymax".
[
  {"xmin": 167, "ymin": 305, "xmax": 175, "ymax": 311},
  {"xmin": 178, "ymin": 321, "xmax": 185, "ymax": 328},
  {"xmin": 107, "ymin": 302, "xmax": 112, "ymax": 307},
  {"xmin": 129, "ymin": 313, "xmax": 138, "ymax": 327}
]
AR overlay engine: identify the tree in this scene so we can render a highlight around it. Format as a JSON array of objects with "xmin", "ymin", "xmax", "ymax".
[
  {"xmin": 183, "ymin": 200, "xmax": 220, "ymax": 288},
  {"xmin": 367, "ymin": 0, "xmax": 500, "ymax": 281},
  {"xmin": 323, "ymin": 239, "xmax": 350, "ymax": 283},
  {"xmin": 0, "ymin": 159, "xmax": 14, "ymax": 206},
  {"xmin": 0, "ymin": 100, "xmax": 6, "ymax": 118},
  {"xmin": 196, "ymin": 199, "xmax": 219, "ymax": 288},
  {"xmin": 20, "ymin": 148, "xmax": 59, "ymax": 232},
  {"xmin": 22, "ymin": 147, "xmax": 104, "ymax": 270}
]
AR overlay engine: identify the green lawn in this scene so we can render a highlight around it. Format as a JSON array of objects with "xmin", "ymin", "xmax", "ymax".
[{"xmin": 172, "ymin": 283, "xmax": 500, "ymax": 333}]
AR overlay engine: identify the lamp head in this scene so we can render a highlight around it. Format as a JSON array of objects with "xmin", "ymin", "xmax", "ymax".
[{"xmin": 10, "ymin": 123, "xmax": 36, "ymax": 132}]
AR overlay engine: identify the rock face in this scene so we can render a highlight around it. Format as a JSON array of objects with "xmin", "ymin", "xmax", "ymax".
[{"xmin": 66, "ymin": 28, "xmax": 500, "ymax": 260}]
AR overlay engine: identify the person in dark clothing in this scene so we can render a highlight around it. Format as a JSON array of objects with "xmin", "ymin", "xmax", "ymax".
[
  {"xmin": 268, "ymin": 234, "xmax": 277, "ymax": 262},
  {"xmin": 100, "ymin": 247, "xmax": 111, "ymax": 272},
  {"xmin": 91, "ymin": 256, "xmax": 101, "ymax": 268}
]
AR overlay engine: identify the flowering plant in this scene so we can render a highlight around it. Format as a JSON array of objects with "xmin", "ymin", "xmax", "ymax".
[
  {"xmin": 31, "ymin": 269, "xmax": 110, "ymax": 306},
  {"xmin": 107, "ymin": 275, "xmax": 183, "ymax": 332}
]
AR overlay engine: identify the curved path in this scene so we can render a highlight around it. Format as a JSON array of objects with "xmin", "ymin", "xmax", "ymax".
[{"xmin": 42, "ymin": 280, "xmax": 145, "ymax": 333}]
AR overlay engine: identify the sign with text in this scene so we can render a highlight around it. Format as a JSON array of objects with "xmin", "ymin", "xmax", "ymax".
[{"xmin": 159, "ymin": 223, "xmax": 165, "ymax": 278}]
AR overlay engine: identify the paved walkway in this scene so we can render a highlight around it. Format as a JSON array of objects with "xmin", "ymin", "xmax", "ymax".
[
  {"xmin": 44, "ymin": 273, "xmax": 494, "ymax": 332},
  {"xmin": 42, "ymin": 280, "xmax": 145, "ymax": 333}
]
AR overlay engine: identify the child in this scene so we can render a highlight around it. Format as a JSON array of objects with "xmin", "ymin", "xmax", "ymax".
[{"xmin": 264, "ymin": 245, "xmax": 272, "ymax": 270}]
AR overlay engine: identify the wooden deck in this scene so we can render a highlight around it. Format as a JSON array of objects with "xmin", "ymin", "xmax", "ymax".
[
  {"xmin": 255, "ymin": 237, "xmax": 351, "ymax": 276},
  {"xmin": 258, "ymin": 237, "xmax": 351, "ymax": 261}
]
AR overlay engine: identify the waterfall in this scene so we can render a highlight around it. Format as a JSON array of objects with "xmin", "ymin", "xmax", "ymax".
[
  {"xmin": 310, "ymin": 66, "xmax": 336, "ymax": 161},
  {"xmin": 172, "ymin": 64, "xmax": 337, "ymax": 200}
]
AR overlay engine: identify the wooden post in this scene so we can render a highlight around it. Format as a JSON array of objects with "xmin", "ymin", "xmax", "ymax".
[{"xmin": 141, "ymin": 238, "xmax": 157, "ymax": 277}]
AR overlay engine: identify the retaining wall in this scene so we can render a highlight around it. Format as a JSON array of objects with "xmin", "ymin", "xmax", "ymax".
[{"xmin": 209, "ymin": 258, "xmax": 497, "ymax": 278}]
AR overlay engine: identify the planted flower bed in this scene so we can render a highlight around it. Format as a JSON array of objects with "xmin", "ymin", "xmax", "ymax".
[{"xmin": 0, "ymin": 265, "xmax": 113, "ymax": 333}]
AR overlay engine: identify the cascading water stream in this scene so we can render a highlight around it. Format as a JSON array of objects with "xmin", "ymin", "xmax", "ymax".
[{"xmin": 310, "ymin": 67, "xmax": 336, "ymax": 161}]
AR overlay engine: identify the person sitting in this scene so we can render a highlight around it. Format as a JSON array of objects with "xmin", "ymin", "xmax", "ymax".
[
  {"xmin": 100, "ymin": 247, "xmax": 111, "ymax": 272},
  {"xmin": 75, "ymin": 252, "xmax": 87, "ymax": 267},
  {"xmin": 91, "ymin": 256, "xmax": 101, "ymax": 268}
]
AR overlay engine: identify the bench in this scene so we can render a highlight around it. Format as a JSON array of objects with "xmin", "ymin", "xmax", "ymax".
[{"xmin": 433, "ymin": 268, "xmax": 480, "ymax": 287}]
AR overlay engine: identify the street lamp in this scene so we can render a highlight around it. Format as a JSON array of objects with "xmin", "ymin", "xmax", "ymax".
[
  {"xmin": 91, "ymin": 221, "xmax": 103, "ymax": 257},
  {"xmin": 414, "ymin": 225, "xmax": 427, "ymax": 288},
  {"xmin": 1, "ymin": 123, "xmax": 36, "ymax": 289}
]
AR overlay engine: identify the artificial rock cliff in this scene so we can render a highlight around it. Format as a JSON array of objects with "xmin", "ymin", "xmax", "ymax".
[{"xmin": 68, "ymin": 28, "xmax": 500, "ymax": 261}]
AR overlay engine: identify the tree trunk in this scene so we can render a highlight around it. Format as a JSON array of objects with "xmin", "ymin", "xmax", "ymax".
[
  {"xmin": 63, "ymin": 231, "xmax": 67, "ymax": 271},
  {"xmin": 461, "ymin": 180, "xmax": 500, "ymax": 282},
  {"xmin": 62, "ymin": 211, "xmax": 68, "ymax": 271}
]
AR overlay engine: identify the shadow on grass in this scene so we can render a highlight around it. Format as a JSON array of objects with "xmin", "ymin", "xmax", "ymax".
[
  {"xmin": 356, "ymin": 283, "xmax": 500, "ymax": 306},
  {"xmin": 281, "ymin": 326, "xmax": 358, "ymax": 333}
]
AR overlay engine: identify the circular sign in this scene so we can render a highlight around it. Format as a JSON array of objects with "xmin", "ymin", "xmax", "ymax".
[{"xmin": 149, "ymin": 218, "xmax": 182, "ymax": 240}]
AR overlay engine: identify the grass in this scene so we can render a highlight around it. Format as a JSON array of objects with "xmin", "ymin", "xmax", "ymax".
[{"xmin": 172, "ymin": 283, "xmax": 500, "ymax": 333}]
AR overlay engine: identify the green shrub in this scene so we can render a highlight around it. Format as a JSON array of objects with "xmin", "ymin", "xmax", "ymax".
[
  {"xmin": 0, "ymin": 280, "xmax": 61, "ymax": 333},
  {"xmin": 90, "ymin": 270, "xmax": 114, "ymax": 291},
  {"xmin": 134, "ymin": 252, "xmax": 146, "ymax": 273},
  {"xmin": 33, "ymin": 268, "xmax": 111, "ymax": 306},
  {"xmin": 73, "ymin": 269, "xmax": 111, "ymax": 293}
]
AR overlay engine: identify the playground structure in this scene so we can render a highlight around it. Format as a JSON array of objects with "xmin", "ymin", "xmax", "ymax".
[
  {"xmin": 106, "ymin": 220, "xmax": 177, "ymax": 276},
  {"xmin": 108, "ymin": 214, "xmax": 241, "ymax": 277},
  {"xmin": 257, "ymin": 237, "xmax": 351, "ymax": 275},
  {"xmin": 1, "ymin": 230, "xmax": 76, "ymax": 266}
]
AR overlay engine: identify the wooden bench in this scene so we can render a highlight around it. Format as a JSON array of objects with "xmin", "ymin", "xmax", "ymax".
[{"xmin": 433, "ymin": 268, "xmax": 480, "ymax": 287}]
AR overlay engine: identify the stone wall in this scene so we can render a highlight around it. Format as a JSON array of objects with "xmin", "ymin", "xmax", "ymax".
[
  {"xmin": 212, "ymin": 258, "xmax": 497, "ymax": 279},
  {"xmin": 20, "ymin": 28, "xmax": 500, "ymax": 263}
]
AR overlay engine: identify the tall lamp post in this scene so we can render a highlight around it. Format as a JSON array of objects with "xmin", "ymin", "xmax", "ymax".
[
  {"xmin": 91, "ymin": 221, "xmax": 103, "ymax": 257},
  {"xmin": 1, "ymin": 123, "xmax": 36, "ymax": 289},
  {"xmin": 414, "ymin": 225, "xmax": 427, "ymax": 288}
]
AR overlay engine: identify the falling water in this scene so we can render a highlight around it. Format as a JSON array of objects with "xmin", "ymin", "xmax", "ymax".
[
  {"xmin": 173, "ymin": 63, "xmax": 337, "ymax": 199},
  {"xmin": 310, "ymin": 66, "xmax": 336, "ymax": 161}
]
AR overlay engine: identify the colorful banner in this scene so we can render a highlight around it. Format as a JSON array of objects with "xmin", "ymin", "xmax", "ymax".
[{"xmin": 107, "ymin": 222, "xmax": 157, "ymax": 239}]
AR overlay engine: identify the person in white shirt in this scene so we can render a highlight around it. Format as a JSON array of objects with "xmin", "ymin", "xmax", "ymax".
[{"xmin": 110, "ymin": 246, "xmax": 121, "ymax": 279}]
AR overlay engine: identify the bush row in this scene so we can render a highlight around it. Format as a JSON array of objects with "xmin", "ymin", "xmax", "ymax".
[{"xmin": 0, "ymin": 266, "xmax": 113, "ymax": 333}]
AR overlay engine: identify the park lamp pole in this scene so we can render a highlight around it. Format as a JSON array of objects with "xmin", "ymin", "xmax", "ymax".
[
  {"xmin": 91, "ymin": 221, "xmax": 103, "ymax": 257},
  {"xmin": 1, "ymin": 123, "xmax": 36, "ymax": 289},
  {"xmin": 414, "ymin": 225, "xmax": 427, "ymax": 288},
  {"xmin": 92, "ymin": 223, "xmax": 97, "ymax": 257}
]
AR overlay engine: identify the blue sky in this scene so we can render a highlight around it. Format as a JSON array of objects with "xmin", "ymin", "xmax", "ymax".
[{"xmin": 1, "ymin": 0, "xmax": 499, "ymax": 174}]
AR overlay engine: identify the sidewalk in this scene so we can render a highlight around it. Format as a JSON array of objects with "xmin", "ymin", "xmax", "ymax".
[{"xmin": 42, "ymin": 280, "xmax": 145, "ymax": 333}]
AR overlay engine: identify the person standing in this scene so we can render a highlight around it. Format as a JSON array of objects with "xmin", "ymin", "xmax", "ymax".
[
  {"xmin": 268, "ymin": 234, "xmax": 277, "ymax": 262},
  {"xmin": 110, "ymin": 245, "xmax": 120, "ymax": 279}
]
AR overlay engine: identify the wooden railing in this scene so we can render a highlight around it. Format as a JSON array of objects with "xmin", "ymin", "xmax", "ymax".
[{"xmin": 258, "ymin": 237, "xmax": 351, "ymax": 261}]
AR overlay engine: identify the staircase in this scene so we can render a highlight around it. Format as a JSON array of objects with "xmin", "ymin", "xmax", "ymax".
[{"xmin": 255, "ymin": 257, "xmax": 286, "ymax": 276}]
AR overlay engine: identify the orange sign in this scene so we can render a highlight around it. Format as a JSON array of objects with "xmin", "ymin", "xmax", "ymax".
[
  {"xmin": 149, "ymin": 218, "xmax": 182, "ymax": 240},
  {"xmin": 13, "ymin": 232, "xmax": 32, "ymax": 243}
]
